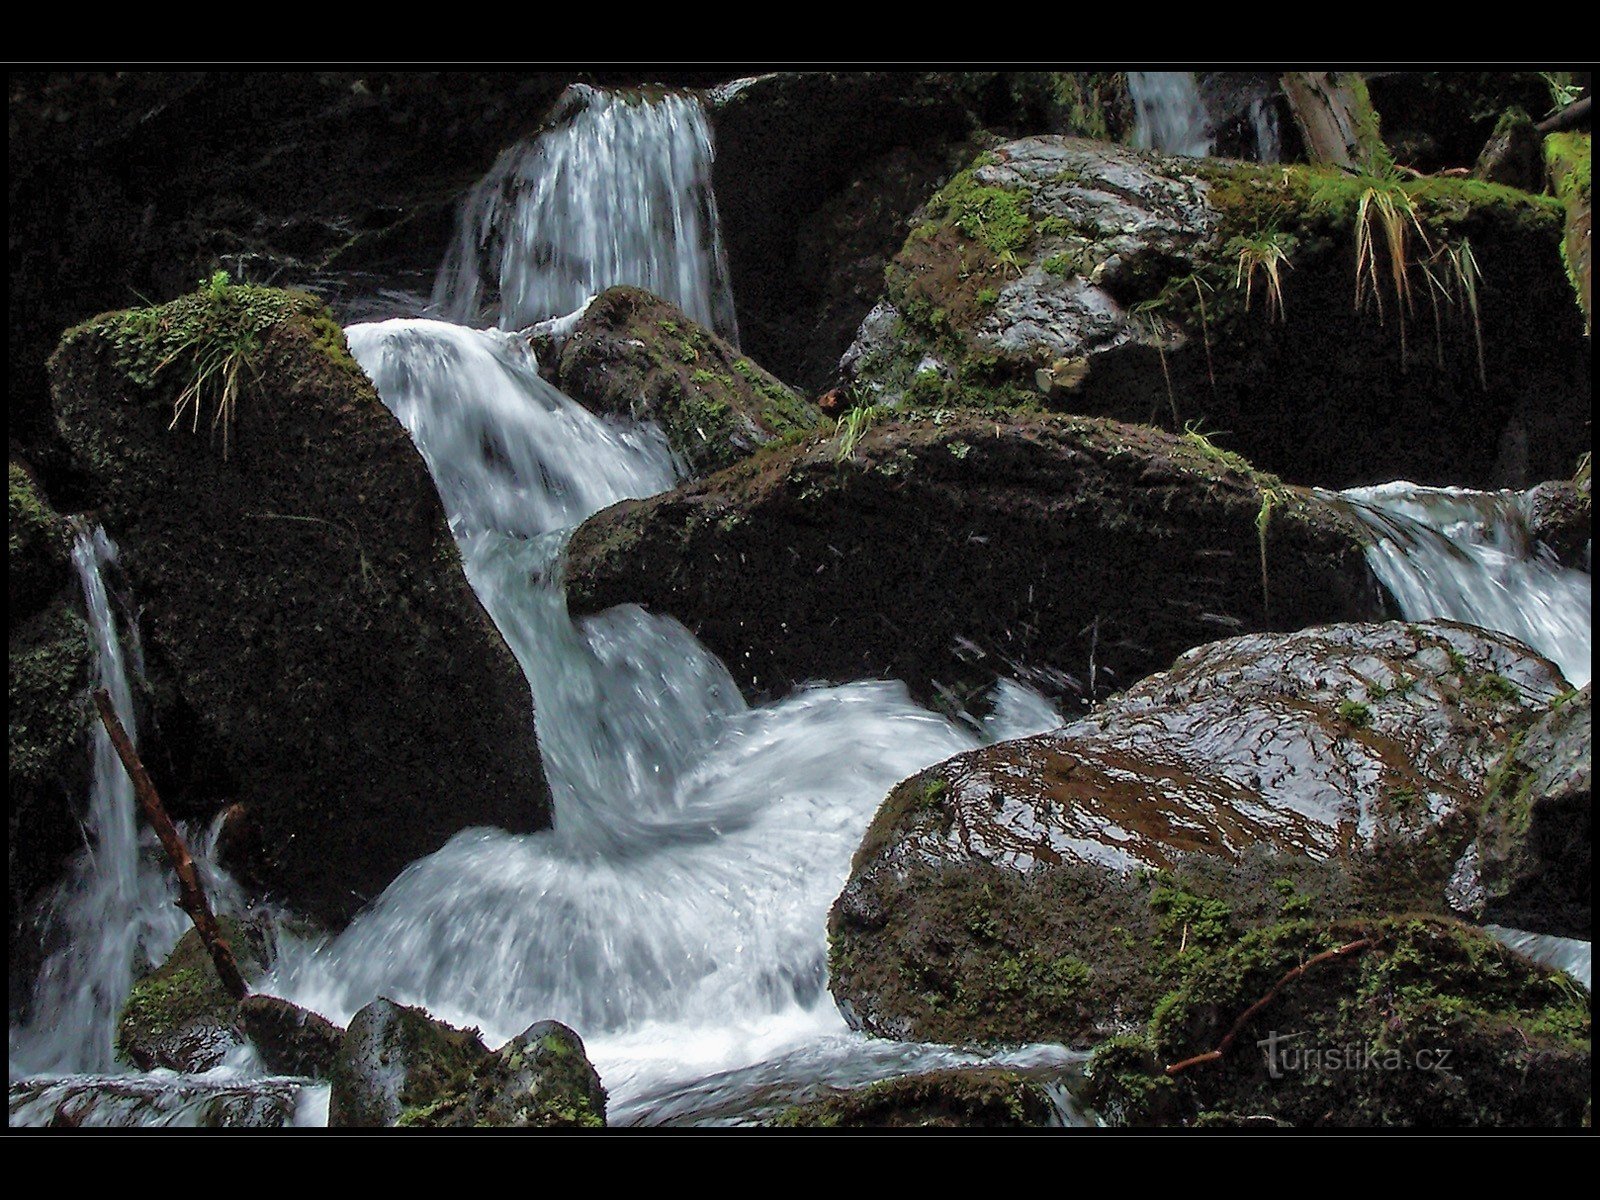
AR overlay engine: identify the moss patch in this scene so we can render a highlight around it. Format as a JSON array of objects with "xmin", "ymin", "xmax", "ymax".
[{"xmin": 770, "ymin": 1068, "xmax": 1056, "ymax": 1128}]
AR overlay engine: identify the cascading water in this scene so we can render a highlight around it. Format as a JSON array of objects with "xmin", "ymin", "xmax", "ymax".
[
  {"xmin": 250, "ymin": 318, "xmax": 1076, "ymax": 1122},
  {"xmin": 1129, "ymin": 71, "xmax": 1213, "ymax": 158},
  {"xmin": 9, "ymin": 527, "xmax": 241, "ymax": 1078},
  {"xmin": 1337, "ymin": 482, "xmax": 1591, "ymax": 688},
  {"xmin": 432, "ymin": 84, "xmax": 738, "ymax": 341},
  {"xmin": 1248, "ymin": 96, "xmax": 1281, "ymax": 163}
]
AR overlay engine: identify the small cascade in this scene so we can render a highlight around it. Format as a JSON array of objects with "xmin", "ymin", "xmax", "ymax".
[
  {"xmin": 432, "ymin": 84, "xmax": 738, "ymax": 340},
  {"xmin": 9, "ymin": 528, "xmax": 240, "ymax": 1077},
  {"xmin": 1337, "ymin": 482, "xmax": 1591, "ymax": 687},
  {"xmin": 1249, "ymin": 96, "xmax": 1282, "ymax": 163},
  {"xmin": 1129, "ymin": 71, "xmax": 1213, "ymax": 158},
  {"xmin": 1485, "ymin": 925, "xmax": 1592, "ymax": 991}
]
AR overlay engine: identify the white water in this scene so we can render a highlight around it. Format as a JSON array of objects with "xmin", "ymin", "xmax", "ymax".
[
  {"xmin": 1129, "ymin": 71, "xmax": 1213, "ymax": 158},
  {"xmin": 1337, "ymin": 482, "xmax": 1591, "ymax": 687},
  {"xmin": 1249, "ymin": 96, "xmax": 1281, "ymax": 163},
  {"xmin": 432, "ymin": 84, "xmax": 738, "ymax": 341},
  {"xmin": 9, "ymin": 528, "xmax": 242, "ymax": 1077}
]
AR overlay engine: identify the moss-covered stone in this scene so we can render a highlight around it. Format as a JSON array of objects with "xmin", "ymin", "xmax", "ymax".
[
  {"xmin": 553, "ymin": 286, "xmax": 821, "ymax": 475},
  {"xmin": 1546, "ymin": 130, "xmax": 1592, "ymax": 329},
  {"xmin": 9, "ymin": 460, "xmax": 74, "ymax": 623},
  {"xmin": 768, "ymin": 1068, "xmax": 1057, "ymax": 1128},
  {"xmin": 115, "ymin": 918, "xmax": 268, "ymax": 1072},
  {"xmin": 1087, "ymin": 916, "xmax": 1590, "ymax": 1127},
  {"xmin": 400, "ymin": 1020, "xmax": 607, "ymax": 1129}
]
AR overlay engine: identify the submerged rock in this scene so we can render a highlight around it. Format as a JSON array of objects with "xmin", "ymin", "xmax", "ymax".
[
  {"xmin": 828, "ymin": 620, "xmax": 1571, "ymax": 1047},
  {"xmin": 841, "ymin": 136, "xmax": 1588, "ymax": 488},
  {"xmin": 327, "ymin": 1000, "xmax": 606, "ymax": 1129},
  {"xmin": 1087, "ymin": 916, "xmax": 1590, "ymax": 1128},
  {"xmin": 116, "ymin": 918, "xmax": 268, "ymax": 1072},
  {"xmin": 768, "ymin": 1068, "xmax": 1057, "ymax": 1128},
  {"xmin": 567, "ymin": 412, "xmax": 1382, "ymax": 706},
  {"xmin": 552, "ymin": 286, "xmax": 820, "ymax": 475},
  {"xmin": 8, "ymin": 1073, "xmax": 303, "ymax": 1129},
  {"xmin": 49, "ymin": 283, "xmax": 552, "ymax": 926}
]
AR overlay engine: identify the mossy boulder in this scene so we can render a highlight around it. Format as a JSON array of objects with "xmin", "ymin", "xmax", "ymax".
[
  {"xmin": 48, "ymin": 281, "xmax": 551, "ymax": 926},
  {"xmin": 236, "ymin": 994, "xmax": 345, "ymax": 1079},
  {"xmin": 328, "ymin": 1002, "xmax": 606, "ymax": 1129},
  {"xmin": 842, "ymin": 136, "xmax": 1588, "ymax": 489},
  {"xmin": 552, "ymin": 286, "xmax": 821, "ymax": 475},
  {"xmin": 1478, "ymin": 684, "xmax": 1590, "ymax": 938},
  {"xmin": 116, "ymin": 917, "xmax": 268, "ymax": 1072},
  {"xmin": 768, "ymin": 1068, "xmax": 1057, "ymax": 1128},
  {"xmin": 828, "ymin": 620, "xmax": 1570, "ymax": 1048},
  {"xmin": 9, "ymin": 460, "xmax": 74, "ymax": 622},
  {"xmin": 1086, "ymin": 916, "xmax": 1590, "ymax": 1128},
  {"xmin": 1472, "ymin": 108, "xmax": 1544, "ymax": 193},
  {"xmin": 566, "ymin": 411, "xmax": 1383, "ymax": 707},
  {"xmin": 1546, "ymin": 130, "xmax": 1591, "ymax": 329}
]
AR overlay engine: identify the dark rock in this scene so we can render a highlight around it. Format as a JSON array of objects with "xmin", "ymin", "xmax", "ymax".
[
  {"xmin": 116, "ymin": 918, "xmax": 268, "ymax": 1072},
  {"xmin": 566, "ymin": 412, "xmax": 1383, "ymax": 707},
  {"xmin": 237, "ymin": 994, "xmax": 345, "ymax": 1079},
  {"xmin": 49, "ymin": 284, "xmax": 551, "ymax": 926},
  {"xmin": 1365, "ymin": 71, "xmax": 1557, "ymax": 174},
  {"xmin": 842, "ymin": 136, "xmax": 1589, "ymax": 489},
  {"xmin": 1524, "ymin": 478, "xmax": 1590, "ymax": 567},
  {"xmin": 1479, "ymin": 684, "xmax": 1591, "ymax": 938},
  {"xmin": 769, "ymin": 1068, "xmax": 1056, "ymax": 1128},
  {"xmin": 554, "ymin": 286, "xmax": 821, "ymax": 475},
  {"xmin": 1087, "ymin": 916, "xmax": 1590, "ymax": 1128},
  {"xmin": 327, "ymin": 998, "xmax": 487, "ymax": 1128},
  {"xmin": 404, "ymin": 1020, "xmax": 607, "ymax": 1129},
  {"xmin": 828, "ymin": 620, "xmax": 1569, "ymax": 1047},
  {"xmin": 8, "ymin": 1074, "xmax": 302, "ymax": 1128},
  {"xmin": 1473, "ymin": 108, "xmax": 1545, "ymax": 193}
]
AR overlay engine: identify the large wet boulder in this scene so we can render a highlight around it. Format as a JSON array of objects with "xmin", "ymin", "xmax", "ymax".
[
  {"xmin": 1524, "ymin": 476, "xmax": 1590, "ymax": 569},
  {"xmin": 828, "ymin": 620, "xmax": 1570, "ymax": 1048},
  {"xmin": 768, "ymin": 1068, "xmax": 1058, "ymax": 1128},
  {"xmin": 1087, "ymin": 916, "xmax": 1590, "ymax": 1128},
  {"xmin": 49, "ymin": 282, "xmax": 551, "ymax": 926},
  {"xmin": 840, "ymin": 136, "xmax": 1589, "ymax": 489},
  {"xmin": 567, "ymin": 412, "xmax": 1383, "ymax": 707},
  {"xmin": 328, "ymin": 1000, "xmax": 606, "ymax": 1128},
  {"xmin": 8, "ymin": 460, "xmax": 91, "ymax": 973},
  {"xmin": 1478, "ymin": 684, "xmax": 1590, "ymax": 938},
  {"xmin": 551, "ymin": 286, "xmax": 821, "ymax": 475},
  {"xmin": 116, "ymin": 918, "xmax": 269, "ymax": 1072}
]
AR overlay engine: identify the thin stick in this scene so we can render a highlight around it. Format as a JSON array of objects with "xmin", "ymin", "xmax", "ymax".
[
  {"xmin": 1163, "ymin": 937, "xmax": 1374, "ymax": 1077},
  {"xmin": 92, "ymin": 688, "xmax": 248, "ymax": 1000}
]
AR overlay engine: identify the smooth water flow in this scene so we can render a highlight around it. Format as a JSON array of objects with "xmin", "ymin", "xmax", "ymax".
[
  {"xmin": 433, "ymin": 84, "xmax": 738, "ymax": 340},
  {"xmin": 1338, "ymin": 482, "xmax": 1591, "ymax": 687},
  {"xmin": 1129, "ymin": 71, "xmax": 1213, "ymax": 158}
]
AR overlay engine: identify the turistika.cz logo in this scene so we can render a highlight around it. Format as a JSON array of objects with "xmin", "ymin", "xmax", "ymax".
[{"xmin": 1257, "ymin": 1030, "xmax": 1455, "ymax": 1079}]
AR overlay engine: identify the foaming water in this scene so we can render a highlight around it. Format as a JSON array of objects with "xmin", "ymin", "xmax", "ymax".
[
  {"xmin": 432, "ymin": 84, "xmax": 737, "ymax": 339},
  {"xmin": 255, "ymin": 318, "xmax": 1064, "ymax": 1118},
  {"xmin": 1129, "ymin": 71, "xmax": 1212, "ymax": 158},
  {"xmin": 1336, "ymin": 482, "xmax": 1590, "ymax": 687}
]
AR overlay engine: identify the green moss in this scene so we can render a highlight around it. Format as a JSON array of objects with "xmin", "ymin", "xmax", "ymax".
[
  {"xmin": 1337, "ymin": 699, "xmax": 1372, "ymax": 728},
  {"xmin": 770, "ymin": 1069, "xmax": 1054, "ymax": 1128},
  {"xmin": 115, "ymin": 919, "xmax": 261, "ymax": 1065},
  {"xmin": 8, "ymin": 601, "xmax": 91, "ymax": 786},
  {"xmin": 928, "ymin": 168, "xmax": 1033, "ymax": 257},
  {"xmin": 9, "ymin": 461, "xmax": 65, "ymax": 567}
]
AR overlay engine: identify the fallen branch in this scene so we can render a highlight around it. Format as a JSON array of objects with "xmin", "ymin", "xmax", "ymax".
[
  {"xmin": 92, "ymin": 688, "xmax": 248, "ymax": 1001},
  {"xmin": 1163, "ymin": 937, "xmax": 1375, "ymax": 1077},
  {"xmin": 1538, "ymin": 95, "xmax": 1591, "ymax": 135}
]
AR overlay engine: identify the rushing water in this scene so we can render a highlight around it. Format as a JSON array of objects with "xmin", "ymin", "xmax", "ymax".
[
  {"xmin": 1337, "ymin": 482, "xmax": 1591, "ymax": 687},
  {"xmin": 432, "ymin": 84, "xmax": 738, "ymax": 340},
  {"xmin": 1248, "ymin": 96, "xmax": 1281, "ymax": 163},
  {"xmin": 1129, "ymin": 71, "xmax": 1213, "ymax": 158}
]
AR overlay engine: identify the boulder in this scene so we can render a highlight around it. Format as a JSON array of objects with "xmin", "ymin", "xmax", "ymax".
[
  {"xmin": 1087, "ymin": 916, "xmax": 1590, "ymax": 1128},
  {"xmin": 553, "ymin": 286, "xmax": 821, "ymax": 475},
  {"xmin": 1478, "ymin": 684, "xmax": 1591, "ymax": 938},
  {"xmin": 840, "ymin": 136, "xmax": 1589, "ymax": 489},
  {"xmin": 236, "ymin": 994, "xmax": 345, "ymax": 1079},
  {"xmin": 566, "ymin": 412, "xmax": 1383, "ymax": 707},
  {"xmin": 1523, "ymin": 478, "xmax": 1590, "ymax": 568},
  {"xmin": 401, "ymin": 1020, "xmax": 607, "ymax": 1129},
  {"xmin": 768, "ymin": 1068, "xmax": 1057, "ymax": 1128},
  {"xmin": 116, "ymin": 918, "xmax": 268, "ymax": 1072},
  {"xmin": 1472, "ymin": 108, "xmax": 1545, "ymax": 193},
  {"xmin": 828, "ymin": 620, "xmax": 1569, "ymax": 1047},
  {"xmin": 49, "ymin": 282, "xmax": 551, "ymax": 926}
]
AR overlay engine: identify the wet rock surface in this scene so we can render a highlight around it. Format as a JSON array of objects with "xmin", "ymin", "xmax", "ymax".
[
  {"xmin": 8, "ymin": 1074, "xmax": 303, "ymax": 1128},
  {"xmin": 768, "ymin": 1067, "xmax": 1058, "ymax": 1128},
  {"xmin": 116, "ymin": 918, "xmax": 267, "ymax": 1073},
  {"xmin": 1524, "ymin": 478, "xmax": 1590, "ymax": 568},
  {"xmin": 567, "ymin": 412, "xmax": 1383, "ymax": 707},
  {"xmin": 237, "ymin": 994, "xmax": 344, "ymax": 1079},
  {"xmin": 828, "ymin": 620, "xmax": 1571, "ymax": 1047}
]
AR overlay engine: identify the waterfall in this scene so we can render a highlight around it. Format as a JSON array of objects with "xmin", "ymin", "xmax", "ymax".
[
  {"xmin": 1249, "ymin": 96, "xmax": 1281, "ymax": 163},
  {"xmin": 249, "ymin": 318, "xmax": 1066, "ymax": 1119},
  {"xmin": 1337, "ymin": 482, "xmax": 1591, "ymax": 687},
  {"xmin": 432, "ymin": 84, "xmax": 738, "ymax": 341},
  {"xmin": 1129, "ymin": 71, "xmax": 1213, "ymax": 158},
  {"xmin": 9, "ymin": 527, "xmax": 240, "ymax": 1077}
]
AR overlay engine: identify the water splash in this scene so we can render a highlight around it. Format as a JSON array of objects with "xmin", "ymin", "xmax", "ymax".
[
  {"xmin": 1337, "ymin": 482, "xmax": 1591, "ymax": 687},
  {"xmin": 1129, "ymin": 71, "xmax": 1213, "ymax": 158},
  {"xmin": 432, "ymin": 84, "xmax": 738, "ymax": 340}
]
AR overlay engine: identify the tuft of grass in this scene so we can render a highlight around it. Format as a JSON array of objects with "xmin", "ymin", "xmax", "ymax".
[
  {"xmin": 835, "ymin": 404, "xmax": 889, "ymax": 463},
  {"xmin": 1231, "ymin": 231, "xmax": 1294, "ymax": 322}
]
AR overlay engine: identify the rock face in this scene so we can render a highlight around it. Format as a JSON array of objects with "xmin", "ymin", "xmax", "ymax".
[
  {"xmin": 769, "ymin": 1068, "xmax": 1057, "ymax": 1128},
  {"xmin": 49, "ymin": 283, "xmax": 551, "ymax": 926},
  {"xmin": 1478, "ymin": 684, "xmax": 1591, "ymax": 938},
  {"xmin": 552, "ymin": 286, "xmax": 821, "ymax": 475},
  {"xmin": 841, "ymin": 137, "xmax": 1589, "ymax": 489},
  {"xmin": 1087, "ymin": 916, "xmax": 1590, "ymax": 1128},
  {"xmin": 328, "ymin": 1000, "xmax": 606, "ymax": 1128},
  {"xmin": 116, "ymin": 919, "xmax": 268, "ymax": 1073},
  {"xmin": 566, "ymin": 412, "xmax": 1383, "ymax": 706},
  {"xmin": 828, "ymin": 620, "xmax": 1570, "ymax": 1047}
]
